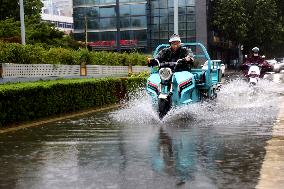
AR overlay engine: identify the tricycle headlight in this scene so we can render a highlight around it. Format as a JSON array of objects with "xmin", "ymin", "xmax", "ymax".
[{"xmin": 159, "ymin": 68, "xmax": 173, "ymax": 80}]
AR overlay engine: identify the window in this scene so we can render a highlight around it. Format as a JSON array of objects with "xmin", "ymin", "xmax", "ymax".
[
  {"xmin": 179, "ymin": 22, "xmax": 187, "ymax": 30},
  {"xmin": 74, "ymin": 7, "xmax": 85, "ymax": 18},
  {"xmin": 187, "ymin": 22, "xmax": 195, "ymax": 30},
  {"xmin": 74, "ymin": 20, "xmax": 84, "ymax": 30},
  {"xmin": 73, "ymin": 0, "xmax": 83, "ymax": 6},
  {"xmin": 160, "ymin": 16, "xmax": 168, "ymax": 24},
  {"xmin": 186, "ymin": 0, "xmax": 195, "ymax": 6},
  {"xmin": 178, "ymin": 0, "xmax": 186, "ymax": 6},
  {"xmin": 88, "ymin": 19, "xmax": 99, "ymax": 29},
  {"xmin": 88, "ymin": 32, "xmax": 100, "ymax": 41},
  {"xmin": 187, "ymin": 6, "xmax": 195, "ymax": 14},
  {"xmin": 159, "ymin": 0, "xmax": 167, "ymax": 8},
  {"xmin": 160, "ymin": 31, "xmax": 168, "ymax": 39},
  {"xmin": 100, "ymin": 18, "xmax": 116, "ymax": 29},
  {"xmin": 100, "ymin": 7, "xmax": 115, "ymax": 17},
  {"xmin": 159, "ymin": 8, "xmax": 168, "ymax": 17},
  {"xmin": 160, "ymin": 24, "xmax": 168, "ymax": 31},
  {"xmin": 74, "ymin": 33, "xmax": 85, "ymax": 41},
  {"xmin": 120, "ymin": 4, "xmax": 130, "ymax": 16},
  {"xmin": 101, "ymin": 31, "xmax": 116, "ymax": 41},
  {"xmin": 133, "ymin": 30, "xmax": 147, "ymax": 41},
  {"xmin": 121, "ymin": 31, "xmax": 132, "ymax": 40},
  {"xmin": 87, "ymin": 7, "xmax": 99, "ymax": 18},
  {"xmin": 100, "ymin": 0, "xmax": 115, "ymax": 4},
  {"xmin": 85, "ymin": 0, "xmax": 98, "ymax": 5},
  {"xmin": 178, "ymin": 7, "xmax": 186, "ymax": 15},
  {"xmin": 168, "ymin": 0, "xmax": 174, "ymax": 8},
  {"xmin": 187, "ymin": 14, "xmax": 195, "ymax": 22},
  {"xmin": 131, "ymin": 16, "xmax": 146, "ymax": 27},
  {"xmin": 120, "ymin": 17, "xmax": 130, "ymax": 28},
  {"xmin": 153, "ymin": 17, "xmax": 159, "ymax": 24},
  {"xmin": 130, "ymin": 4, "xmax": 146, "ymax": 15}
]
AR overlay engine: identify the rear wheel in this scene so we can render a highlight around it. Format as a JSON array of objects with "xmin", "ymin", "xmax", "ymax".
[{"xmin": 158, "ymin": 98, "xmax": 171, "ymax": 119}]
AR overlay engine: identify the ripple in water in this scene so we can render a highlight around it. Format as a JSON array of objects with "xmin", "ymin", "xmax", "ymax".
[{"xmin": 110, "ymin": 78, "xmax": 283, "ymax": 130}]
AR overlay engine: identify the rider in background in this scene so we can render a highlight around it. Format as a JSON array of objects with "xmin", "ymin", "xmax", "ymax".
[
  {"xmin": 147, "ymin": 34, "xmax": 194, "ymax": 71},
  {"xmin": 246, "ymin": 47, "xmax": 264, "ymax": 64},
  {"xmin": 241, "ymin": 46, "xmax": 272, "ymax": 77}
]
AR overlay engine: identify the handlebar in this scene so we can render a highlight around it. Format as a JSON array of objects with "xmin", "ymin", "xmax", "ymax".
[
  {"xmin": 244, "ymin": 63, "xmax": 263, "ymax": 66},
  {"xmin": 149, "ymin": 58, "xmax": 185, "ymax": 68}
]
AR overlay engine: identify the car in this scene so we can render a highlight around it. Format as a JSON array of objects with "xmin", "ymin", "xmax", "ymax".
[
  {"xmin": 266, "ymin": 59, "xmax": 278, "ymax": 72},
  {"xmin": 202, "ymin": 60, "xmax": 226, "ymax": 77},
  {"xmin": 274, "ymin": 58, "xmax": 284, "ymax": 73},
  {"xmin": 266, "ymin": 59, "xmax": 277, "ymax": 66}
]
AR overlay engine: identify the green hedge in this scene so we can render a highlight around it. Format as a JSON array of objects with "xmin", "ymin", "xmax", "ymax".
[
  {"xmin": 0, "ymin": 42, "xmax": 147, "ymax": 66},
  {"xmin": 0, "ymin": 77, "xmax": 146, "ymax": 127}
]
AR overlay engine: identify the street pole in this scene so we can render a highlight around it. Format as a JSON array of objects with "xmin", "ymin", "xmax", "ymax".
[
  {"xmin": 20, "ymin": 0, "xmax": 26, "ymax": 45},
  {"xmin": 174, "ymin": 0, "xmax": 178, "ymax": 34},
  {"xmin": 116, "ymin": 0, "xmax": 121, "ymax": 52},
  {"xmin": 85, "ymin": 15, "xmax": 88, "ymax": 50}
]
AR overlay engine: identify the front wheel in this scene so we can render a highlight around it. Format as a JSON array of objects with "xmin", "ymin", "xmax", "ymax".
[{"xmin": 158, "ymin": 98, "xmax": 172, "ymax": 119}]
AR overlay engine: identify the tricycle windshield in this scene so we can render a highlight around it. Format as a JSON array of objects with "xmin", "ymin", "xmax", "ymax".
[{"xmin": 152, "ymin": 43, "xmax": 211, "ymax": 69}]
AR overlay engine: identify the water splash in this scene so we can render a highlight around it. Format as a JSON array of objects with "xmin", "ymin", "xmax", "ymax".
[
  {"xmin": 111, "ymin": 78, "xmax": 283, "ymax": 128},
  {"xmin": 110, "ymin": 88, "xmax": 161, "ymax": 124}
]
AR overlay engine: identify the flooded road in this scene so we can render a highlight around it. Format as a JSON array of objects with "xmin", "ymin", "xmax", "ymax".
[{"xmin": 0, "ymin": 72, "xmax": 283, "ymax": 189}]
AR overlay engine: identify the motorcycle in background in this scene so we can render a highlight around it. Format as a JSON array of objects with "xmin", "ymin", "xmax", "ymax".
[{"xmin": 247, "ymin": 63, "xmax": 261, "ymax": 85}]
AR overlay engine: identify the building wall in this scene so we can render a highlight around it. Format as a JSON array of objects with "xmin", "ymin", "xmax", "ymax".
[
  {"xmin": 196, "ymin": 0, "xmax": 207, "ymax": 48},
  {"xmin": 73, "ymin": 0, "xmax": 205, "ymax": 52},
  {"xmin": 41, "ymin": 14, "xmax": 74, "ymax": 34},
  {"xmin": 42, "ymin": 0, "xmax": 73, "ymax": 16},
  {"xmin": 149, "ymin": 0, "xmax": 196, "ymax": 50},
  {"xmin": 73, "ymin": 0, "xmax": 147, "ymax": 49}
]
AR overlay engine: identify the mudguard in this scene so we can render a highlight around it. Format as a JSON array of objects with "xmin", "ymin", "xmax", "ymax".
[
  {"xmin": 172, "ymin": 71, "xmax": 196, "ymax": 105},
  {"xmin": 146, "ymin": 73, "xmax": 160, "ymax": 104}
]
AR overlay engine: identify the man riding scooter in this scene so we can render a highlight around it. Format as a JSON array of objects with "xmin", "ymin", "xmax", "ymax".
[
  {"xmin": 147, "ymin": 34, "xmax": 194, "ymax": 71},
  {"xmin": 241, "ymin": 47, "xmax": 272, "ymax": 78},
  {"xmin": 146, "ymin": 34, "xmax": 196, "ymax": 118}
]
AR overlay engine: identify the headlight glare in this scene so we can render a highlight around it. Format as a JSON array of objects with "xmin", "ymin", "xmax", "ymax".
[{"xmin": 159, "ymin": 68, "xmax": 173, "ymax": 80}]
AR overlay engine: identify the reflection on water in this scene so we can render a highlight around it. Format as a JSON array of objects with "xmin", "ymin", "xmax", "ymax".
[
  {"xmin": 0, "ymin": 117, "xmax": 272, "ymax": 189},
  {"xmin": 0, "ymin": 74, "xmax": 283, "ymax": 189}
]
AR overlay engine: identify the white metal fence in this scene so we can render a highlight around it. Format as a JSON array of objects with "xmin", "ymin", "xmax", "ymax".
[
  {"xmin": 0, "ymin": 63, "xmax": 150, "ymax": 78},
  {"xmin": 1, "ymin": 64, "xmax": 80, "ymax": 78},
  {"xmin": 86, "ymin": 65, "xmax": 129, "ymax": 76}
]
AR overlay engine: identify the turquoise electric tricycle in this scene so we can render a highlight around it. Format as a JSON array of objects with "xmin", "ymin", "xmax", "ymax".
[{"xmin": 146, "ymin": 43, "xmax": 222, "ymax": 119}]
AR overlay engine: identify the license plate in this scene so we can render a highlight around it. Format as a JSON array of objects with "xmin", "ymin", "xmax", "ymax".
[{"xmin": 158, "ymin": 94, "xmax": 168, "ymax": 99}]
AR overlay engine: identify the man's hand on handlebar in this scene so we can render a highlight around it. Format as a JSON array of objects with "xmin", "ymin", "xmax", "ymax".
[
  {"xmin": 147, "ymin": 58, "xmax": 159, "ymax": 67},
  {"xmin": 185, "ymin": 55, "xmax": 194, "ymax": 62}
]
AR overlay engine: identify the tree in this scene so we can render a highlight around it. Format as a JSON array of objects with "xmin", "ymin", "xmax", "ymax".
[
  {"xmin": 212, "ymin": 0, "xmax": 284, "ymax": 57},
  {"xmin": 212, "ymin": 0, "xmax": 248, "ymax": 43},
  {"xmin": 0, "ymin": 0, "xmax": 43, "ymax": 21},
  {"xmin": 0, "ymin": 18, "xmax": 20, "ymax": 38}
]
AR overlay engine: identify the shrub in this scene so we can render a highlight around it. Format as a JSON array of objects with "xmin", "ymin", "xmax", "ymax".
[
  {"xmin": 0, "ymin": 42, "xmax": 148, "ymax": 66},
  {"xmin": 0, "ymin": 77, "xmax": 146, "ymax": 127}
]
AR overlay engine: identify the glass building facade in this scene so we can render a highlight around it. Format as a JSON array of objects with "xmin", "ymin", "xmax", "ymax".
[{"xmin": 73, "ymin": 0, "xmax": 197, "ymax": 51}]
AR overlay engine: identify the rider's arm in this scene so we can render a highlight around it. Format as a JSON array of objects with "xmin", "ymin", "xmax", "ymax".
[
  {"xmin": 147, "ymin": 49, "xmax": 167, "ymax": 67},
  {"xmin": 182, "ymin": 48, "xmax": 194, "ymax": 66}
]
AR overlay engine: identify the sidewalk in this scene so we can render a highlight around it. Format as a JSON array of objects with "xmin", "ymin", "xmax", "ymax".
[{"xmin": 256, "ymin": 97, "xmax": 284, "ymax": 189}]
